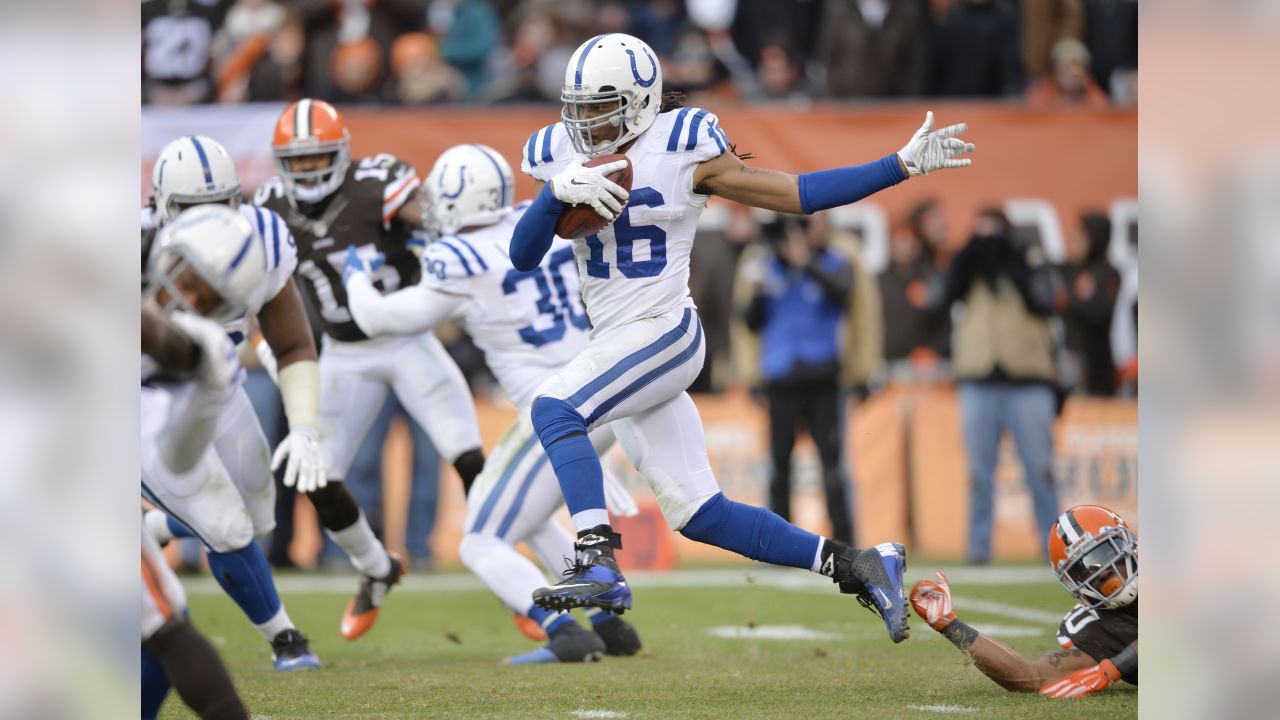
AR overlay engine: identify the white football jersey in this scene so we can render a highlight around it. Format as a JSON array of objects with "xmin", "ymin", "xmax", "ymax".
[
  {"xmin": 521, "ymin": 108, "xmax": 730, "ymax": 333},
  {"xmin": 142, "ymin": 203, "xmax": 299, "ymax": 343},
  {"xmin": 421, "ymin": 202, "xmax": 589, "ymax": 406}
]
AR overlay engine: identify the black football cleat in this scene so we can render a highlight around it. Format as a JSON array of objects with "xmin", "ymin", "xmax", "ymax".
[
  {"xmin": 593, "ymin": 615, "xmax": 642, "ymax": 656},
  {"xmin": 506, "ymin": 622, "xmax": 606, "ymax": 664},
  {"xmin": 271, "ymin": 628, "xmax": 321, "ymax": 671},
  {"xmin": 341, "ymin": 552, "xmax": 405, "ymax": 640},
  {"xmin": 824, "ymin": 541, "xmax": 910, "ymax": 643},
  {"xmin": 532, "ymin": 529, "xmax": 632, "ymax": 613}
]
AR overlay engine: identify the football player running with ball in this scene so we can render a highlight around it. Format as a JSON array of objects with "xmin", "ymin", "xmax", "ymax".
[
  {"xmin": 910, "ymin": 505, "xmax": 1138, "ymax": 697},
  {"xmin": 255, "ymin": 99, "xmax": 486, "ymax": 639},
  {"xmin": 509, "ymin": 33, "xmax": 975, "ymax": 642},
  {"xmin": 343, "ymin": 144, "xmax": 642, "ymax": 664}
]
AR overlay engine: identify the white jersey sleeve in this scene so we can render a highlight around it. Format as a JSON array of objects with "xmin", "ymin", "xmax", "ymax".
[
  {"xmin": 238, "ymin": 204, "xmax": 298, "ymax": 314},
  {"xmin": 660, "ymin": 107, "xmax": 731, "ymax": 165},
  {"xmin": 519, "ymin": 122, "xmax": 576, "ymax": 182},
  {"xmin": 422, "ymin": 235, "xmax": 492, "ymax": 294}
]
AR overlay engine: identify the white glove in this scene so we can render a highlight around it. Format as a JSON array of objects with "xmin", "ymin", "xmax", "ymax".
[
  {"xmin": 550, "ymin": 159, "xmax": 630, "ymax": 221},
  {"xmin": 272, "ymin": 426, "xmax": 327, "ymax": 493},
  {"xmin": 168, "ymin": 311, "xmax": 242, "ymax": 391},
  {"xmin": 897, "ymin": 111, "xmax": 975, "ymax": 177}
]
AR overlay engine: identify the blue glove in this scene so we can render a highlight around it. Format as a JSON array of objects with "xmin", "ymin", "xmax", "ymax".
[{"xmin": 341, "ymin": 244, "xmax": 385, "ymax": 285}]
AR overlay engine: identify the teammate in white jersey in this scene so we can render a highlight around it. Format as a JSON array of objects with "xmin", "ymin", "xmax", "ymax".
[
  {"xmin": 344, "ymin": 144, "xmax": 642, "ymax": 663},
  {"xmin": 141, "ymin": 302, "xmax": 250, "ymax": 720},
  {"xmin": 508, "ymin": 33, "xmax": 975, "ymax": 643},
  {"xmin": 141, "ymin": 136, "xmax": 321, "ymax": 669}
]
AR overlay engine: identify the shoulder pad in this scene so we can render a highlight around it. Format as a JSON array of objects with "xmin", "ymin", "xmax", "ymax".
[
  {"xmin": 424, "ymin": 235, "xmax": 491, "ymax": 283},
  {"xmin": 521, "ymin": 123, "xmax": 572, "ymax": 181},
  {"xmin": 658, "ymin": 107, "xmax": 729, "ymax": 161}
]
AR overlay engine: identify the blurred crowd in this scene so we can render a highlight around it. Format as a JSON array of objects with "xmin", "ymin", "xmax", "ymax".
[
  {"xmin": 690, "ymin": 199, "xmax": 1138, "ymax": 400},
  {"xmin": 143, "ymin": 0, "xmax": 1137, "ymax": 107}
]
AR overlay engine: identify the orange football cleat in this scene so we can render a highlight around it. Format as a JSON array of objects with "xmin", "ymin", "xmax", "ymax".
[
  {"xmin": 512, "ymin": 614, "xmax": 547, "ymax": 642},
  {"xmin": 341, "ymin": 552, "xmax": 405, "ymax": 640}
]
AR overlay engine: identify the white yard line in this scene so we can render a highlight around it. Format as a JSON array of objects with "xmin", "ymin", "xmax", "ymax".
[
  {"xmin": 949, "ymin": 595, "xmax": 1062, "ymax": 625},
  {"xmin": 569, "ymin": 711, "xmax": 628, "ymax": 719},
  {"xmin": 905, "ymin": 704, "xmax": 979, "ymax": 714},
  {"xmin": 705, "ymin": 625, "xmax": 842, "ymax": 641}
]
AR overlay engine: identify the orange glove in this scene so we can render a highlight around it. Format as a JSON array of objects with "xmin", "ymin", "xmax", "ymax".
[
  {"xmin": 909, "ymin": 570, "xmax": 957, "ymax": 631},
  {"xmin": 1039, "ymin": 659, "xmax": 1121, "ymax": 698}
]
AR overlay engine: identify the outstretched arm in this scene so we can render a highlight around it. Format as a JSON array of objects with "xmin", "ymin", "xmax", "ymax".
[
  {"xmin": 694, "ymin": 112, "xmax": 974, "ymax": 214},
  {"xmin": 346, "ymin": 273, "xmax": 464, "ymax": 338},
  {"xmin": 910, "ymin": 572, "xmax": 1098, "ymax": 693}
]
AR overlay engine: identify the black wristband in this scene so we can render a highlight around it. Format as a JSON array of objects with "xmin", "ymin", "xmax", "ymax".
[
  {"xmin": 941, "ymin": 619, "xmax": 979, "ymax": 652},
  {"xmin": 1110, "ymin": 645, "xmax": 1138, "ymax": 678}
]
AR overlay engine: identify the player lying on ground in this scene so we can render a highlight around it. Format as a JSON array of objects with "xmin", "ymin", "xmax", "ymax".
[
  {"xmin": 141, "ymin": 217, "xmax": 265, "ymax": 720},
  {"xmin": 508, "ymin": 33, "xmax": 974, "ymax": 642},
  {"xmin": 343, "ymin": 144, "xmax": 642, "ymax": 663},
  {"xmin": 910, "ymin": 505, "xmax": 1138, "ymax": 697},
  {"xmin": 256, "ymin": 99, "xmax": 491, "ymax": 639},
  {"xmin": 142, "ymin": 194, "xmax": 320, "ymax": 670}
]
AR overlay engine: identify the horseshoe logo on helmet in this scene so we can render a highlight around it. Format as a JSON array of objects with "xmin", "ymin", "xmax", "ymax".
[
  {"xmin": 625, "ymin": 47, "xmax": 658, "ymax": 88},
  {"xmin": 439, "ymin": 164, "xmax": 467, "ymax": 200}
]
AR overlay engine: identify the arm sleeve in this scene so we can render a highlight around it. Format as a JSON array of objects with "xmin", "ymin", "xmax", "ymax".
[
  {"xmin": 346, "ymin": 272, "xmax": 464, "ymax": 338},
  {"xmin": 509, "ymin": 183, "xmax": 563, "ymax": 272},
  {"xmin": 797, "ymin": 156, "xmax": 908, "ymax": 215}
]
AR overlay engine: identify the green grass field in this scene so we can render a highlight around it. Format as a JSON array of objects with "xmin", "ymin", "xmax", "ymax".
[{"xmin": 161, "ymin": 565, "xmax": 1137, "ymax": 719}]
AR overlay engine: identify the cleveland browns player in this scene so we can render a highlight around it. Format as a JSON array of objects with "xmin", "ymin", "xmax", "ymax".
[
  {"xmin": 254, "ymin": 98, "xmax": 486, "ymax": 640},
  {"xmin": 910, "ymin": 505, "xmax": 1138, "ymax": 698}
]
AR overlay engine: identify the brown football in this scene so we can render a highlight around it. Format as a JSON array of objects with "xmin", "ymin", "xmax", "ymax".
[{"xmin": 553, "ymin": 153, "xmax": 633, "ymax": 240}]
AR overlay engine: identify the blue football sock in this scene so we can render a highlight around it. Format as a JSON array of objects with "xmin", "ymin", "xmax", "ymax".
[
  {"xmin": 141, "ymin": 645, "xmax": 170, "ymax": 720},
  {"xmin": 531, "ymin": 397, "xmax": 606, "ymax": 519},
  {"xmin": 528, "ymin": 605, "xmax": 575, "ymax": 636},
  {"xmin": 584, "ymin": 607, "xmax": 616, "ymax": 626},
  {"xmin": 680, "ymin": 492, "xmax": 822, "ymax": 570},
  {"xmin": 206, "ymin": 543, "xmax": 282, "ymax": 625},
  {"xmin": 166, "ymin": 515, "xmax": 196, "ymax": 539}
]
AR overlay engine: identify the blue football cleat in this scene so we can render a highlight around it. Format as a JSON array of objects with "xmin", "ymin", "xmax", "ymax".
[
  {"xmin": 828, "ymin": 542, "xmax": 910, "ymax": 643},
  {"xmin": 506, "ymin": 623, "xmax": 605, "ymax": 665},
  {"xmin": 271, "ymin": 629, "xmax": 321, "ymax": 671},
  {"xmin": 532, "ymin": 530, "xmax": 632, "ymax": 613}
]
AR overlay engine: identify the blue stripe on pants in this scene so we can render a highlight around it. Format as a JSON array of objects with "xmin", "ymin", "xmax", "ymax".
[
  {"xmin": 496, "ymin": 454, "xmax": 550, "ymax": 540},
  {"xmin": 470, "ymin": 435, "xmax": 538, "ymax": 534},
  {"xmin": 141, "ymin": 481, "xmax": 212, "ymax": 548},
  {"xmin": 566, "ymin": 308, "xmax": 692, "ymax": 409},
  {"xmin": 584, "ymin": 318, "xmax": 703, "ymax": 426}
]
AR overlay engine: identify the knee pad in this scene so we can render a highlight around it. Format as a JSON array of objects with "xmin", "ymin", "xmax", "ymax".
[
  {"xmin": 453, "ymin": 448, "xmax": 486, "ymax": 495},
  {"xmin": 530, "ymin": 396, "xmax": 587, "ymax": 448},
  {"xmin": 306, "ymin": 482, "xmax": 361, "ymax": 531},
  {"xmin": 206, "ymin": 509, "xmax": 255, "ymax": 554},
  {"xmin": 458, "ymin": 532, "xmax": 501, "ymax": 570}
]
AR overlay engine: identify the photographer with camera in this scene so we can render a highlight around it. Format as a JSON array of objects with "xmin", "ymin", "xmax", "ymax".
[
  {"xmin": 740, "ymin": 213, "xmax": 855, "ymax": 544},
  {"xmin": 943, "ymin": 207, "xmax": 1062, "ymax": 564}
]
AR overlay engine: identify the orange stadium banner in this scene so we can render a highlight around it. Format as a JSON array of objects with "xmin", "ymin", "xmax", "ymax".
[{"xmin": 142, "ymin": 102, "xmax": 1136, "ymax": 237}]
